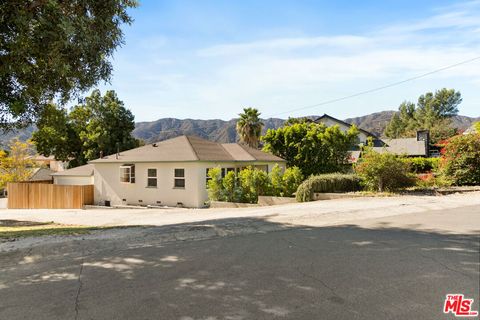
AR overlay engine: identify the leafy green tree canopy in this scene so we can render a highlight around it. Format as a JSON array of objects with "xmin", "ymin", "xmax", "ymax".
[
  {"xmin": 0, "ymin": 0, "xmax": 138, "ymax": 129},
  {"xmin": 384, "ymin": 88, "xmax": 461, "ymax": 143},
  {"xmin": 32, "ymin": 90, "xmax": 139, "ymax": 167},
  {"xmin": 262, "ymin": 122, "xmax": 359, "ymax": 176}
]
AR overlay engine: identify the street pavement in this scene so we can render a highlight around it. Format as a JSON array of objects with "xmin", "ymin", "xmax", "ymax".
[{"xmin": 0, "ymin": 204, "xmax": 479, "ymax": 319}]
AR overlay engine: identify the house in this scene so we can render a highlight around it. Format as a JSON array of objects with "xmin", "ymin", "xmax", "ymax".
[
  {"xmin": 315, "ymin": 114, "xmax": 377, "ymax": 144},
  {"xmin": 55, "ymin": 135, "xmax": 285, "ymax": 208},
  {"xmin": 51, "ymin": 164, "xmax": 94, "ymax": 185},
  {"xmin": 29, "ymin": 168, "xmax": 55, "ymax": 183},
  {"xmin": 372, "ymin": 130, "xmax": 431, "ymax": 157},
  {"xmin": 27, "ymin": 155, "xmax": 66, "ymax": 172},
  {"xmin": 315, "ymin": 114, "xmax": 432, "ymax": 159}
]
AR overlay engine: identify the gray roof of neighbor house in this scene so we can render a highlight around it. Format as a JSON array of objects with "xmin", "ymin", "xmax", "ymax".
[
  {"xmin": 372, "ymin": 138, "xmax": 427, "ymax": 156},
  {"xmin": 29, "ymin": 168, "xmax": 54, "ymax": 181},
  {"xmin": 89, "ymin": 135, "xmax": 286, "ymax": 163},
  {"xmin": 51, "ymin": 164, "xmax": 94, "ymax": 176},
  {"xmin": 315, "ymin": 114, "xmax": 377, "ymax": 138}
]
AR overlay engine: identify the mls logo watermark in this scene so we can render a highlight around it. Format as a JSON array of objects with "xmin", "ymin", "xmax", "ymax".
[{"xmin": 443, "ymin": 294, "xmax": 478, "ymax": 317}]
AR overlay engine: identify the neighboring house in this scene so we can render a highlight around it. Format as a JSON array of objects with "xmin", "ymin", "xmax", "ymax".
[
  {"xmin": 66, "ymin": 135, "xmax": 286, "ymax": 208},
  {"xmin": 372, "ymin": 130, "xmax": 431, "ymax": 157},
  {"xmin": 316, "ymin": 114, "xmax": 432, "ymax": 159},
  {"xmin": 52, "ymin": 164, "xmax": 94, "ymax": 186},
  {"xmin": 27, "ymin": 155, "xmax": 66, "ymax": 172},
  {"xmin": 29, "ymin": 168, "xmax": 55, "ymax": 182},
  {"xmin": 315, "ymin": 114, "xmax": 377, "ymax": 144}
]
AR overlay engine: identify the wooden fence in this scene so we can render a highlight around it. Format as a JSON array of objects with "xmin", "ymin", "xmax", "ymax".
[{"xmin": 7, "ymin": 183, "xmax": 94, "ymax": 209}]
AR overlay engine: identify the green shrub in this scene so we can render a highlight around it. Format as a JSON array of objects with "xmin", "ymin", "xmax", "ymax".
[
  {"xmin": 282, "ymin": 166, "xmax": 304, "ymax": 197},
  {"xmin": 206, "ymin": 167, "xmax": 223, "ymax": 201},
  {"xmin": 207, "ymin": 165, "xmax": 305, "ymax": 203},
  {"xmin": 439, "ymin": 133, "xmax": 480, "ymax": 185},
  {"xmin": 223, "ymin": 170, "xmax": 241, "ymax": 202},
  {"xmin": 355, "ymin": 149, "xmax": 415, "ymax": 192},
  {"xmin": 268, "ymin": 164, "xmax": 284, "ymax": 196},
  {"xmin": 402, "ymin": 157, "xmax": 440, "ymax": 173},
  {"xmin": 296, "ymin": 173, "xmax": 361, "ymax": 202},
  {"xmin": 238, "ymin": 166, "xmax": 270, "ymax": 203}
]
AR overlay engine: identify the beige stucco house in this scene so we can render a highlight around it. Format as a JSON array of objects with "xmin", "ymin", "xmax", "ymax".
[
  {"xmin": 77, "ymin": 135, "xmax": 286, "ymax": 208},
  {"xmin": 52, "ymin": 164, "xmax": 95, "ymax": 185}
]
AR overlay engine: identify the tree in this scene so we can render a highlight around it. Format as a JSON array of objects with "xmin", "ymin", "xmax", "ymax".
[
  {"xmin": 0, "ymin": 0, "xmax": 138, "ymax": 129},
  {"xmin": 262, "ymin": 122, "xmax": 359, "ymax": 176},
  {"xmin": 439, "ymin": 133, "xmax": 480, "ymax": 185},
  {"xmin": 32, "ymin": 90, "xmax": 139, "ymax": 167},
  {"xmin": 0, "ymin": 139, "xmax": 35, "ymax": 188},
  {"xmin": 31, "ymin": 103, "xmax": 80, "ymax": 162},
  {"xmin": 384, "ymin": 89, "xmax": 461, "ymax": 143},
  {"xmin": 236, "ymin": 108, "xmax": 264, "ymax": 148}
]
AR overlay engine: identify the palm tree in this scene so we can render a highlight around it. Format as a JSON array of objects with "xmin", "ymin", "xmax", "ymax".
[{"xmin": 236, "ymin": 107, "xmax": 264, "ymax": 148}]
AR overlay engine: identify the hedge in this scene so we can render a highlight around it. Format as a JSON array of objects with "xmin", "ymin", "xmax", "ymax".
[
  {"xmin": 296, "ymin": 173, "xmax": 362, "ymax": 202},
  {"xmin": 402, "ymin": 157, "xmax": 440, "ymax": 173}
]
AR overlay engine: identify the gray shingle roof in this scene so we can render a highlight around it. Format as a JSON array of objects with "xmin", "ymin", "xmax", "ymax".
[
  {"xmin": 29, "ymin": 168, "xmax": 54, "ymax": 181},
  {"xmin": 52, "ymin": 164, "xmax": 94, "ymax": 176},
  {"xmin": 89, "ymin": 135, "xmax": 285, "ymax": 163},
  {"xmin": 373, "ymin": 138, "xmax": 427, "ymax": 156}
]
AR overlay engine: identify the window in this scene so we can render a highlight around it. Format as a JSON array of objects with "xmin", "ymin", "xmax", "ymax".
[
  {"xmin": 120, "ymin": 164, "xmax": 135, "ymax": 183},
  {"xmin": 220, "ymin": 167, "xmax": 235, "ymax": 178},
  {"xmin": 174, "ymin": 168, "xmax": 185, "ymax": 188},
  {"xmin": 147, "ymin": 168, "xmax": 157, "ymax": 187},
  {"xmin": 206, "ymin": 168, "xmax": 212, "ymax": 185}
]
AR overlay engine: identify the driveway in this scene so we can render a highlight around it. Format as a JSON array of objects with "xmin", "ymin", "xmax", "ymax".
[
  {"xmin": 1, "ymin": 192, "xmax": 480, "ymax": 230},
  {"xmin": 0, "ymin": 204, "xmax": 479, "ymax": 319}
]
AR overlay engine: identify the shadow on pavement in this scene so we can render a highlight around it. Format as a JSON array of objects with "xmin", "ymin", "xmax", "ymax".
[{"xmin": 0, "ymin": 215, "xmax": 479, "ymax": 320}]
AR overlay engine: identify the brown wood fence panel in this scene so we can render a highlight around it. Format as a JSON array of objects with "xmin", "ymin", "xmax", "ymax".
[{"xmin": 7, "ymin": 183, "xmax": 93, "ymax": 209}]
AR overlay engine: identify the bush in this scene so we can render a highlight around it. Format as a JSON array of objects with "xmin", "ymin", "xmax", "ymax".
[
  {"xmin": 223, "ymin": 170, "xmax": 241, "ymax": 202},
  {"xmin": 207, "ymin": 167, "xmax": 223, "ymax": 201},
  {"xmin": 238, "ymin": 166, "xmax": 269, "ymax": 203},
  {"xmin": 296, "ymin": 173, "xmax": 361, "ymax": 202},
  {"xmin": 206, "ymin": 165, "xmax": 304, "ymax": 203},
  {"xmin": 402, "ymin": 157, "xmax": 440, "ymax": 173},
  {"xmin": 439, "ymin": 134, "xmax": 480, "ymax": 185},
  {"xmin": 355, "ymin": 149, "xmax": 415, "ymax": 192},
  {"xmin": 282, "ymin": 166, "xmax": 304, "ymax": 197},
  {"xmin": 269, "ymin": 164, "xmax": 284, "ymax": 196}
]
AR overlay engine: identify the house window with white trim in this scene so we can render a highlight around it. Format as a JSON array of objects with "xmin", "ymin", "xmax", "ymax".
[
  {"xmin": 147, "ymin": 168, "xmax": 157, "ymax": 187},
  {"xmin": 174, "ymin": 168, "xmax": 185, "ymax": 188},
  {"xmin": 120, "ymin": 164, "xmax": 135, "ymax": 183}
]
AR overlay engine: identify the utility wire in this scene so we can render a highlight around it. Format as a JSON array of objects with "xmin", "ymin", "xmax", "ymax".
[{"xmin": 266, "ymin": 55, "xmax": 480, "ymax": 118}]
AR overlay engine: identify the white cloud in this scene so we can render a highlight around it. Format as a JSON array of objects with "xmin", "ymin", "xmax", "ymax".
[{"xmin": 110, "ymin": 1, "xmax": 480, "ymax": 120}]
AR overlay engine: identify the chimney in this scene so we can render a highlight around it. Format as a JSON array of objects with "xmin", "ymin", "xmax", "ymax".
[
  {"xmin": 116, "ymin": 142, "xmax": 120, "ymax": 160},
  {"xmin": 416, "ymin": 130, "xmax": 430, "ymax": 157},
  {"xmin": 100, "ymin": 151, "xmax": 103, "ymax": 159}
]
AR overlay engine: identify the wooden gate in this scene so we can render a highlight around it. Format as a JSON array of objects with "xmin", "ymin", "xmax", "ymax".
[{"xmin": 7, "ymin": 183, "xmax": 94, "ymax": 209}]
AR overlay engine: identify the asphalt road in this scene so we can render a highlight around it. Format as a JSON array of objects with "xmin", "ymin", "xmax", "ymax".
[{"xmin": 0, "ymin": 206, "xmax": 479, "ymax": 319}]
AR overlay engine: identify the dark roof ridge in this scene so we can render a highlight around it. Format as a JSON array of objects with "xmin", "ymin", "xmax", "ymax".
[{"xmin": 183, "ymin": 135, "xmax": 200, "ymax": 161}]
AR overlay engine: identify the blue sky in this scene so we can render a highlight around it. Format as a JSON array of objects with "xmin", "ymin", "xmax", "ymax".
[{"xmin": 99, "ymin": 0, "xmax": 480, "ymax": 121}]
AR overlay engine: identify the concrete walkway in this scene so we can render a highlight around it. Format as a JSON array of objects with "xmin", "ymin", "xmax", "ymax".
[{"xmin": 1, "ymin": 192, "xmax": 480, "ymax": 231}]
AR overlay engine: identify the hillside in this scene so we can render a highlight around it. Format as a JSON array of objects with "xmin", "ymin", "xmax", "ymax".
[
  {"xmin": 345, "ymin": 111, "xmax": 480, "ymax": 137},
  {"xmin": 1, "ymin": 112, "xmax": 478, "ymax": 148},
  {"xmin": 133, "ymin": 118, "xmax": 286, "ymax": 143}
]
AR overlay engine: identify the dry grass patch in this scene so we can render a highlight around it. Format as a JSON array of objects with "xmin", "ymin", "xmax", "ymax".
[{"xmin": 0, "ymin": 220, "xmax": 105, "ymax": 240}]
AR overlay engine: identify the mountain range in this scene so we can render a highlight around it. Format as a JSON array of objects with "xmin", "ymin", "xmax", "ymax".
[{"xmin": 1, "ymin": 111, "xmax": 478, "ymax": 148}]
